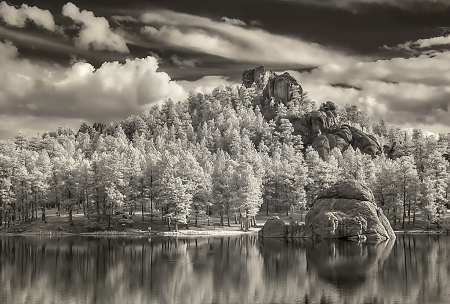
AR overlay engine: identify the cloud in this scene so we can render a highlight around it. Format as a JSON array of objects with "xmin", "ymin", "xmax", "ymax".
[
  {"xmin": 0, "ymin": 114, "xmax": 83, "ymax": 140},
  {"xmin": 284, "ymin": 50, "xmax": 450, "ymax": 133},
  {"xmin": 62, "ymin": 2, "xmax": 129, "ymax": 53},
  {"xmin": 250, "ymin": 20, "xmax": 262, "ymax": 27},
  {"xmin": 0, "ymin": 40, "xmax": 185, "ymax": 137},
  {"xmin": 111, "ymin": 15, "xmax": 140, "ymax": 24},
  {"xmin": 139, "ymin": 9, "xmax": 356, "ymax": 67},
  {"xmin": 221, "ymin": 16, "xmax": 246, "ymax": 26},
  {"xmin": 0, "ymin": 1, "xmax": 56, "ymax": 31},
  {"xmin": 177, "ymin": 76, "xmax": 236, "ymax": 95},
  {"xmin": 278, "ymin": 0, "xmax": 450, "ymax": 11},
  {"xmin": 170, "ymin": 55, "xmax": 199, "ymax": 67},
  {"xmin": 395, "ymin": 35, "xmax": 450, "ymax": 52}
]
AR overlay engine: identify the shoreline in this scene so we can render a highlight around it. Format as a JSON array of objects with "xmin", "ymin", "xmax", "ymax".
[
  {"xmin": 2, "ymin": 228, "xmax": 449, "ymax": 237},
  {"xmin": 0, "ymin": 228, "xmax": 261, "ymax": 237}
]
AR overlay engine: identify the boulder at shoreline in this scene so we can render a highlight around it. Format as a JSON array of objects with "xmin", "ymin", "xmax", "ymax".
[
  {"xmin": 258, "ymin": 216, "xmax": 287, "ymax": 238},
  {"xmin": 260, "ymin": 181, "xmax": 396, "ymax": 241}
]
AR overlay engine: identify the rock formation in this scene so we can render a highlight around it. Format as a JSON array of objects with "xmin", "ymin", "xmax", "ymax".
[
  {"xmin": 259, "ymin": 181, "xmax": 396, "ymax": 241},
  {"xmin": 289, "ymin": 102, "xmax": 382, "ymax": 159},
  {"xmin": 242, "ymin": 66, "xmax": 382, "ymax": 160},
  {"xmin": 259, "ymin": 216, "xmax": 286, "ymax": 238},
  {"xmin": 303, "ymin": 180, "xmax": 395, "ymax": 241},
  {"xmin": 242, "ymin": 66, "xmax": 275, "ymax": 90}
]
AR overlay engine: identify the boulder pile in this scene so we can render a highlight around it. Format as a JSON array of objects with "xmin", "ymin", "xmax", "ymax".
[
  {"xmin": 259, "ymin": 181, "xmax": 396, "ymax": 242},
  {"xmin": 242, "ymin": 66, "xmax": 382, "ymax": 160}
]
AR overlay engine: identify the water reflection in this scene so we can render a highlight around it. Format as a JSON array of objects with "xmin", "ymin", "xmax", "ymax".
[{"xmin": 0, "ymin": 234, "xmax": 449, "ymax": 304}]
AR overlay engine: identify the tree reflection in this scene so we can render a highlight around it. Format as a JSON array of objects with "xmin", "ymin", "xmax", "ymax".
[{"xmin": 1, "ymin": 234, "xmax": 450, "ymax": 304}]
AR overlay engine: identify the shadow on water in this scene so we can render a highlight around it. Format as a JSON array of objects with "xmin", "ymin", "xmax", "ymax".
[{"xmin": 1, "ymin": 234, "xmax": 450, "ymax": 303}]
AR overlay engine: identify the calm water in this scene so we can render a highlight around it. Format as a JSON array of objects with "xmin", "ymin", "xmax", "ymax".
[{"xmin": 1, "ymin": 234, "xmax": 449, "ymax": 304}]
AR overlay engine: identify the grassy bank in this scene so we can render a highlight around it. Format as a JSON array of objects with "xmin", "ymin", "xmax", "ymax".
[
  {"xmin": 0, "ymin": 208, "xmax": 306, "ymax": 236},
  {"xmin": 2, "ymin": 208, "xmax": 448, "ymax": 236}
]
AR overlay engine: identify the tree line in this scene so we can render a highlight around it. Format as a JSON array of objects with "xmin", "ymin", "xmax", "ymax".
[{"xmin": 0, "ymin": 84, "xmax": 449, "ymax": 230}]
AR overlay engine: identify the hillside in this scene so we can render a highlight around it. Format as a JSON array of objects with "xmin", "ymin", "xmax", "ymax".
[{"xmin": 0, "ymin": 67, "xmax": 449, "ymax": 233}]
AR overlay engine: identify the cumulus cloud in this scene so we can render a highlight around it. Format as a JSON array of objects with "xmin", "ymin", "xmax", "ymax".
[
  {"xmin": 285, "ymin": 50, "xmax": 450, "ymax": 133},
  {"xmin": 0, "ymin": 40, "xmax": 185, "ymax": 136},
  {"xmin": 140, "ymin": 9, "xmax": 355, "ymax": 67},
  {"xmin": 62, "ymin": 2, "xmax": 129, "ymax": 53},
  {"xmin": 0, "ymin": 1, "xmax": 56, "ymax": 31},
  {"xmin": 221, "ymin": 16, "xmax": 246, "ymax": 26}
]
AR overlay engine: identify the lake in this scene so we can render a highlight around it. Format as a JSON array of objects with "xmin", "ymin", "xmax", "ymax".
[{"xmin": 1, "ymin": 233, "xmax": 449, "ymax": 304}]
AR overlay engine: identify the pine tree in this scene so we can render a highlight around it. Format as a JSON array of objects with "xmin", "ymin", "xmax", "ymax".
[{"xmin": 395, "ymin": 156, "xmax": 419, "ymax": 229}]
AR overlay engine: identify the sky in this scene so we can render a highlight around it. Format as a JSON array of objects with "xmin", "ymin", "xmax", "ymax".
[{"xmin": 1, "ymin": 0, "xmax": 450, "ymax": 139}]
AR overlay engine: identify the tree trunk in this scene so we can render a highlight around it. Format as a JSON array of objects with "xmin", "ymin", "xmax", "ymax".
[
  {"xmin": 244, "ymin": 217, "xmax": 249, "ymax": 231},
  {"xmin": 195, "ymin": 214, "xmax": 198, "ymax": 227},
  {"xmin": 220, "ymin": 213, "xmax": 224, "ymax": 226},
  {"xmin": 96, "ymin": 187, "xmax": 100, "ymax": 223},
  {"xmin": 227, "ymin": 215, "xmax": 230, "ymax": 227},
  {"xmin": 41, "ymin": 206, "xmax": 46, "ymax": 223},
  {"xmin": 408, "ymin": 199, "xmax": 411, "ymax": 224},
  {"xmin": 402, "ymin": 184, "xmax": 406, "ymax": 229},
  {"xmin": 150, "ymin": 172, "xmax": 153, "ymax": 221},
  {"xmin": 234, "ymin": 214, "xmax": 237, "ymax": 224},
  {"xmin": 266, "ymin": 200, "xmax": 269, "ymax": 216},
  {"xmin": 83, "ymin": 196, "xmax": 86, "ymax": 216},
  {"xmin": 167, "ymin": 217, "xmax": 171, "ymax": 231},
  {"xmin": 142, "ymin": 200, "xmax": 144, "ymax": 221},
  {"xmin": 69, "ymin": 206, "xmax": 73, "ymax": 225},
  {"xmin": 286, "ymin": 204, "xmax": 289, "ymax": 216},
  {"xmin": 413, "ymin": 210, "xmax": 416, "ymax": 227}
]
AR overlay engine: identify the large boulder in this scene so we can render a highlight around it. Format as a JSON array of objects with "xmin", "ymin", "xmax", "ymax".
[
  {"xmin": 289, "ymin": 106, "xmax": 381, "ymax": 159},
  {"xmin": 242, "ymin": 66, "xmax": 275, "ymax": 89},
  {"xmin": 262, "ymin": 72, "xmax": 302, "ymax": 105},
  {"xmin": 312, "ymin": 135, "xmax": 330, "ymax": 160},
  {"xmin": 259, "ymin": 216, "xmax": 287, "ymax": 238},
  {"xmin": 259, "ymin": 72, "xmax": 303, "ymax": 121},
  {"xmin": 348, "ymin": 126, "xmax": 382, "ymax": 157},
  {"xmin": 290, "ymin": 107, "xmax": 338, "ymax": 145},
  {"xmin": 304, "ymin": 181, "xmax": 395, "ymax": 241}
]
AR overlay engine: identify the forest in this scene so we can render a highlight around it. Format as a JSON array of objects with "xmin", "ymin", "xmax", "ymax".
[{"xmin": 0, "ymin": 82, "xmax": 449, "ymax": 231}]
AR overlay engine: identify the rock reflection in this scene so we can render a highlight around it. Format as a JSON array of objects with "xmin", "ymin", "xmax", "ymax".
[
  {"xmin": 305, "ymin": 239, "xmax": 394, "ymax": 290},
  {"xmin": 1, "ymin": 234, "xmax": 450, "ymax": 304}
]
